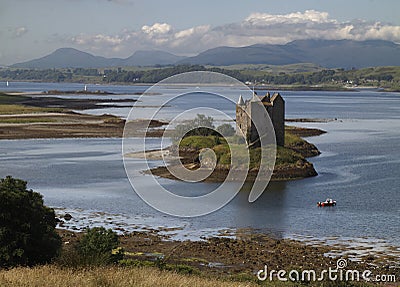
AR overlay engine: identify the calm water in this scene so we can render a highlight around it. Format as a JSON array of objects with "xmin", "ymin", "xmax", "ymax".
[{"xmin": 0, "ymin": 82, "xmax": 399, "ymax": 249}]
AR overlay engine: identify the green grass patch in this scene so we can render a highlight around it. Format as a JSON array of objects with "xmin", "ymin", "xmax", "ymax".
[
  {"xmin": 285, "ymin": 132, "xmax": 306, "ymax": 146},
  {"xmin": 118, "ymin": 258, "xmax": 200, "ymax": 275},
  {"xmin": 0, "ymin": 117, "xmax": 57, "ymax": 124},
  {"xmin": 0, "ymin": 93, "xmax": 64, "ymax": 115},
  {"xmin": 0, "ymin": 104, "xmax": 59, "ymax": 115},
  {"xmin": 180, "ymin": 135, "xmax": 305, "ymax": 169},
  {"xmin": 0, "ymin": 93, "xmax": 27, "ymax": 104},
  {"xmin": 275, "ymin": 146, "xmax": 304, "ymax": 166},
  {"xmin": 179, "ymin": 135, "xmax": 227, "ymax": 150}
]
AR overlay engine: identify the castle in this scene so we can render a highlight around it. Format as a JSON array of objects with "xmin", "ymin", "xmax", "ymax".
[{"xmin": 236, "ymin": 92, "xmax": 285, "ymax": 147}]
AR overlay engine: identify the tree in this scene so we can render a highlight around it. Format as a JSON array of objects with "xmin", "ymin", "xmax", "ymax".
[
  {"xmin": 172, "ymin": 114, "xmax": 217, "ymax": 142},
  {"xmin": 77, "ymin": 227, "xmax": 122, "ymax": 265},
  {"xmin": 216, "ymin": 124, "xmax": 235, "ymax": 137},
  {"xmin": 0, "ymin": 176, "xmax": 61, "ymax": 267}
]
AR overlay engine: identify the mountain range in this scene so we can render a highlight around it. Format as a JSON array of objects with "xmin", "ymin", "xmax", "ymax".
[
  {"xmin": 11, "ymin": 39, "xmax": 400, "ymax": 69},
  {"xmin": 12, "ymin": 49, "xmax": 186, "ymax": 69}
]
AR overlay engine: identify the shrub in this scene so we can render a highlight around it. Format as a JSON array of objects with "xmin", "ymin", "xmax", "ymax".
[
  {"xmin": 275, "ymin": 146, "xmax": 304, "ymax": 165},
  {"xmin": 226, "ymin": 134, "xmax": 246, "ymax": 144},
  {"xmin": 0, "ymin": 176, "xmax": 61, "ymax": 267},
  {"xmin": 172, "ymin": 114, "xmax": 217, "ymax": 142},
  {"xmin": 216, "ymin": 123, "xmax": 235, "ymax": 137},
  {"xmin": 179, "ymin": 136, "xmax": 226, "ymax": 150},
  {"xmin": 77, "ymin": 227, "xmax": 122, "ymax": 265}
]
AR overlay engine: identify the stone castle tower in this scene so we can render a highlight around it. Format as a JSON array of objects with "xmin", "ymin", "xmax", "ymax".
[{"xmin": 236, "ymin": 92, "xmax": 285, "ymax": 147}]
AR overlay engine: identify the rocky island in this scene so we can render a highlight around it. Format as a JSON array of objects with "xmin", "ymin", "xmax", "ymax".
[
  {"xmin": 148, "ymin": 92, "xmax": 324, "ymax": 182},
  {"xmin": 148, "ymin": 125, "xmax": 323, "ymax": 182}
]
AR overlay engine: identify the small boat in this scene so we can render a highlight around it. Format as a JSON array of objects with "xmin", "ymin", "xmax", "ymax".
[{"xmin": 317, "ymin": 198, "xmax": 336, "ymax": 207}]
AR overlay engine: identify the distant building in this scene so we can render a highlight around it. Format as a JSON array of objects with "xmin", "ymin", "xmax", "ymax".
[{"xmin": 236, "ymin": 92, "xmax": 285, "ymax": 147}]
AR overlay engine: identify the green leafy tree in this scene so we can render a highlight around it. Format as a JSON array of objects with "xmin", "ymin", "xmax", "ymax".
[
  {"xmin": 0, "ymin": 176, "xmax": 61, "ymax": 267},
  {"xmin": 216, "ymin": 123, "xmax": 235, "ymax": 137},
  {"xmin": 77, "ymin": 227, "xmax": 122, "ymax": 265},
  {"xmin": 172, "ymin": 114, "xmax": 217, "ymax": 142}
]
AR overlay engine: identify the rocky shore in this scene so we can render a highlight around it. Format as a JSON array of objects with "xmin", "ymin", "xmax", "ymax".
[
  {"xmin": 148, "ymin": 157, "xmax": 318, "ymax": 182},
  {"xmin": 57, "ymin": 228, "xmax": 400, "ymax": 282}
]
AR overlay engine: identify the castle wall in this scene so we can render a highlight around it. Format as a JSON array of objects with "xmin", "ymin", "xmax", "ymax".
[
  {"xmin": 235, "ymin": 105, "xmax": 248, "ymax": 139},
  {"xmin": 250, "ymin": 101, "xmax": 270, "ymax": 147},
  {"xmin": 267, "ymin": 96, "xmax": 285, "ymax": 147},
  {"xmin": 236, "ymin": 93, "xmax": 285, "ymax": 148}
]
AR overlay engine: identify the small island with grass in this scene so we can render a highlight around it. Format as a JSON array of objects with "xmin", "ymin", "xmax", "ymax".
[
  {"xmin": 149, "ymin": 92, "xmax": 324, "ymax": 182},
  {"xmin": 149, "ymin": 123, "xmax": 322, "ymax": 182}
]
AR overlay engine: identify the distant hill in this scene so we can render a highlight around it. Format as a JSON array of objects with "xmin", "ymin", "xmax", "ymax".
[
  {"xmin": 124, "ymin": 50, "xmax": 186, "ymax": 66},
  {"xmin": 12, "ymin": 48, "xmax": 186, "ymax": 68},
  {"xmin": 12, "ymin": 48, "xmax": 119, "ymax": 68},
  {"xmin": 178, "ymin": 39, "xmax": 400, "ymax": 68},
  {"xmin": 12, "ymin": 40, "xmax": 400, "ymax": 69}
]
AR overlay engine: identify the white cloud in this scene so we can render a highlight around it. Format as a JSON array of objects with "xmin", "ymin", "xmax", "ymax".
[
  {"xmin": 71, "ymin": 32, "xmax": 130, "ymax": 53},
  {"xmin": 15, "ymin": 27, "xmax": 28, "ymax": 37},
  {"xmin": 142, "ymin": 23, "xmax": 172, "ymax": 36},
  {"xmin": 245, "ymin": 10, "xmax": 332, "ymax": 25},
  {"xmin": 7, "ymin": 26, "xmax": 29, "ymax": 38},
  {"xmin": 66, "ymin": 10, "xmax": 400, "ymax": 57},
  {"xmin": 359, "ymin": 22, "xmax": 400, "ymax": 42}
]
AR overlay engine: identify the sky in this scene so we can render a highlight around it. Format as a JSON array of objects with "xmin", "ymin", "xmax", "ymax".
[{"xmin": 1, "ymin": 0, "xmax": 400, "ymax": 65}]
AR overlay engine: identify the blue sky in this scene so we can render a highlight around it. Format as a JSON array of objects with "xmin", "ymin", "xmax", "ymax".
[{"xmin": 1, "ymin": 0, "xmax": 400, "ymax": 65}]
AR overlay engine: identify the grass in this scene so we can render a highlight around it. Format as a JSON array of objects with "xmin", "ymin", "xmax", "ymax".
[
  {"xmin": 179, "ymin": 135, "xmax": 227, "ymax": 150},
  {"xmin": 0, "ymin": 265, "xmax": 372, "ymax": 287},
  {"xmin": 0, "ymin": 93, "xmax": 27, "ymax": 104},
  {"xmin": 0, "ymin": 104, "xmax": 64, "ymax": 115},
  {"xmin": 179, "ymin": 133, "xmax": 306, "ymax": 169},
  {"xmin": 0, "ymin": 93, "xmax": 64, "ymax": 115},
  {"xmin": 284, "ymin": 132, "xmax": 306, "ymax": 146},
  {"xmin": 0, "ymin": 117, "xmax": 56, "ymax": 123},
  {"xmin": 0, "ymin": 265, "xmax": 259, "ymax": 287},
  {"xmin": 275, "ymin": 146, "xmax": 303, "ymax": 166},
  {"xmin": 0, "ymin": 104, "xmax": 61, "ymax": 115}
]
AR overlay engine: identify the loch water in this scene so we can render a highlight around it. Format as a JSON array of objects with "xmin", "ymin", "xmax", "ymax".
[{"xmin": 0, "ymin": 82, "xmax": 399, "ymax": 250}]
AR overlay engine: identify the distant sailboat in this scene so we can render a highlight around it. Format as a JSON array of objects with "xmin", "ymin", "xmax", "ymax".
[
  {"xmin": 84, "ymin": 84, "xmax": 87, "ymax": 91},
  {"xmin": 6, "ymin": 81, "xmax": 9, "ymax": 87}
]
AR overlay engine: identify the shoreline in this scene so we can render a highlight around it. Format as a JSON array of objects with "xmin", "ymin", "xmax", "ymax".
[
  {"xmin": 148, "ymin": 156, "xmax": 318, "ymax": 182},
  {"xmin": 52, "ymin": 199, "xmax": 400, "ymax": 283},
  {"xmin": 55, "ymin": 223, "xmax": 400, "ymax": 281},
  {"xmin": 2, "ymin": 80, "xmax": 397, "ymax": 93}
]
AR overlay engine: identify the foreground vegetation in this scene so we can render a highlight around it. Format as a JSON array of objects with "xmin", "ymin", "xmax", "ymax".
[
  {"xmin": 0, "ymin": 265, "xmax": 263, "ymax": 287},
  {"xmin": 1, "ymin": 65, "xmax": 399, "ymax": 91},
  {"xmin": 0, "ymin": 176, "xmax": 61, "ymax": 268}
]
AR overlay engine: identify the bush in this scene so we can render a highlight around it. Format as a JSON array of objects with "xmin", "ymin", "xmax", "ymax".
[
  {"xmin": 172, "ymin": 114, "xmax": 217, "ymax": 142},
  {"xmin": 0, "ymin": 176, "xmax": 61, "ymax": 267},
  {"xmin": 179, "ymin": 135, "xmax": 226, "ymax": 150},
  {"xmin": 216, "ymin": 123, "xmax": 235, "ymax": 137},
  {"xmin": 77, "ymin": 227, "xmax": 122, "ymax": 265},
  {"xmin": 275, "ymin": 146, "xmax": 304, "ymax": 165},
  {"xmin": 226, "ymin": 134, "xmax": 246, "ymax": 144}
]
